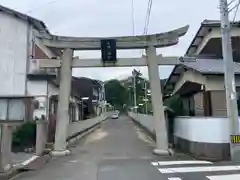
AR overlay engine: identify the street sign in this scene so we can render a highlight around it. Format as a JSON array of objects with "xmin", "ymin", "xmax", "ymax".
[{"xmin": 101, "ymin": 39, "xmax": 117, "ymax": 63}]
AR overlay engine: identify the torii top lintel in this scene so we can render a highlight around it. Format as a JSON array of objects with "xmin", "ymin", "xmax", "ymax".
[{"xmin": 38, "ymin": 25, "xmax": 189, "ymax": 50}]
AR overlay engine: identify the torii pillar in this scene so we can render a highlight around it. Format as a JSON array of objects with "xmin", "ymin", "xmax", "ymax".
[
  {"xmin": 146, "ymin": 45, "xmax": 169, "ymax": 155},
  {"xmin": 51, "ymin": 48, "xmax": 73, "ymax": 156}
]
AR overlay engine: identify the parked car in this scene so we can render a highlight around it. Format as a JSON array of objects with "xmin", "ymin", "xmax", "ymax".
[{"xmin": 112, "ymin": 113, "xmax": 119, "ymax": 119}]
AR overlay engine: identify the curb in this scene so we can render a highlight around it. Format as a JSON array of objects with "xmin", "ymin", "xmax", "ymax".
[
  {"xmin": 7, "ymin": 116, "xmax": 108, "ymax": 179},
  {"xmin": 5, "ymin": 154, "xmax": 51, "ymax": 180},
  {"xmin": 20, "ymin": 154, "xmax": 51, "ymax": 171}
]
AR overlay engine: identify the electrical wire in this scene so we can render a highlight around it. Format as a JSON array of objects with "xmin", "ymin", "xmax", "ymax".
[
  {"xmin": 143, "ymin": 0, "xmax": 153, "ymax": 35},
  {"xmin": 141, "ymin": 0, "xmax": 153, "ymax": 56},
  {"xmin": 228, "ymin": 0, "xmax": 236, "ymax": 6},
  {"xmin": 233, "ymin": 0, "xmax": 240, "ymax": 21},
  {"xmin": 25, "ymin": 0, "xmax": 60, "ymax": 14}
]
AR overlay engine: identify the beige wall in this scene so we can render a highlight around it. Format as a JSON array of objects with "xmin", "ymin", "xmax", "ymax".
[
  {"xmin": 210, "ymin": 91, "xmax": 227, "ymax": 117},
  {"xmin": 194, "ymin": 92, "xmax": 204, "ymax": 116},
  {"xmin": 173, "ymin": 70, "xmax": 240, "ymax": 93},
  {"xmin": 195, "ymin": 27, "xmax": 240, "ymax": 55},
  {"xmin": 206, "ymin": 76, "xmax": 240, "ymax": 91}
]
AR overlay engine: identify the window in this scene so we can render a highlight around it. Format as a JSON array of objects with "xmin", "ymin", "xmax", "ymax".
[
  {"xmin": 0, "ymin": 99, "xmax": 8, "ymax": 120},
  {"xmin": 236, "ymin": 91, "xmax": 240, "ymax": 116},
  {"xmin": 8, "ymin": 99, "xmax": 25, "ymax": 120}
]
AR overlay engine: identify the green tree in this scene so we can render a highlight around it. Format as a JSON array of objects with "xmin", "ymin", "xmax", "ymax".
[
  {"xmin": 164, "ymin": 94, "xmax": 184, "ymax": 116},
  {"xmin": 105, "ymin": 79, "xmax": 128, "ymax": 110}
]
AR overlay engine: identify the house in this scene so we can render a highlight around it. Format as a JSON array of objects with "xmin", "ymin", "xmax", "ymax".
[
  {"xmin": 0, "ymin": 5, "xmax": 105, "ymax": 124},
  {"xmin": 164, "ymin": 20, "xmax": 240, "ymax": 117},
  {"xmin": 163, "ymin": 20, "xmax": 240, "ymax": 160},
  {"xmin": 71, "ymin": 77, "xmax": 106, "ymax": 118}
]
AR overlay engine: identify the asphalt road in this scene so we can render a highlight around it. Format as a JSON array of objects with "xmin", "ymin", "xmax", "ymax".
[{"xmin": 12, "ymin": 116, "xmax": 240, "ymax": 180}]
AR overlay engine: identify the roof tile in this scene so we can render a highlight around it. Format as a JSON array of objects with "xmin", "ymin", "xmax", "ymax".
[{"xmin": 182, "ymin": 58, "xmax": 240, "ymax": 74}]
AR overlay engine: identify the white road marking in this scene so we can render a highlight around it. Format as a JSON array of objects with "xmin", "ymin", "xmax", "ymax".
[
  {"xmin": 158, "ymin": 165, "xmax": 240, "ymax": 174},
  {"xmin": 168, "ymin": 177, "xmax": 182, "ymax": 180},
  {"xmin": 206, "ymin": 174, "xmax": 240, "ymax": 180},
  {"xmin": 155, "ymin": 161, "xmax": 212, "ymax": 166},
  {"xmin": 151, "ymin": 162, "xmax": 159, "ymax": 166},
  {"xmin": 21, "ymin": 155, "xmax": 39, "ymax": 166}
]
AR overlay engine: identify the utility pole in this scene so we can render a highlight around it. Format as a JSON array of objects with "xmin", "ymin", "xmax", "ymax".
[
  {"xmin": 132, "ymin": 71, "xmax": 137, "ymax": 113},
  {"xmin": 144, "ymin": 81, "xmax": 148, "ymax": 114},
  {"xmin": 129, "ymin": 87, "xmax": 132, "ymax": 107},
  {"xmin": 219, "ymin": 0, "xmax": 240, "ymax": 160}
]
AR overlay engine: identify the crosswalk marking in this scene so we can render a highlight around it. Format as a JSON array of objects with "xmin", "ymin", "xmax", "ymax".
[
  {"xmin": 158, "ymin": 165, "xmax": 240, "ymax": 174},
  {"xmin": 151, "ymin": 160, "xmax": 212, "ymax": 166},
  {"xmin": 151, "ymin": 162, "xmax": 159, "ymax": 166},
  {"xmin": 206, "ymin": 174, "xmax": 240, "ymax": 180},
  {"xmin": 168, "ymin": 177, "xmax": 182, "ymax": 180}
]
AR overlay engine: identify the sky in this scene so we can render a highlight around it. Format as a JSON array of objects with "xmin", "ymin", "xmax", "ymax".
[{"xmin": 1, "ymin": 0, "xmax": 239, "ymax": 81}]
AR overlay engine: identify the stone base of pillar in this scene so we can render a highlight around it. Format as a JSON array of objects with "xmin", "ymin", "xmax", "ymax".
[
  {"xmin": 153, "ymin": 148, "xmax": 174, "ymax": 156},
  {"xmin": 50, "ymin": 149, "xmax": 71, "ymax": 157}
]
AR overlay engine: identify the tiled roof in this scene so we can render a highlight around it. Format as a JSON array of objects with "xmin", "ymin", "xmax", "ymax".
[
  {"xmin": 164, "ymin": 58, "xmax": 240, "ymax": 94},
  {"xmin": 182, "ymin": 58, "xmax": 240, "ymax": 74}
]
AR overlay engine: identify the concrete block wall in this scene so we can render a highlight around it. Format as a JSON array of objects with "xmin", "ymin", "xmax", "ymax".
[
  {"xmin": 128, "ymin": 112, "xmax": 154, "ymax": 134},
  {"xmin": 67, "ymin": 115, "xmax": 107, "ymax": 145}
]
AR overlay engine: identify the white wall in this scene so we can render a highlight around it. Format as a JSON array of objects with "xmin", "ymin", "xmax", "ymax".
[
  {"xmin": 27, "ymin": 81, "xmax": 48, "ymax": 96},
  {"xmin": 174, "ymin": 116, "xmax": 240, "ymax": 143},
  {"xmin": 0, "ymin": 12, "xmax": 29, "ymax": 96},
  {"xmin": 27, "ymin": 81, "xmax": 59, "ymax": 97},
  {"xmin": 128, "ymin": 112, "xmax": 239, "ymax": 144}
]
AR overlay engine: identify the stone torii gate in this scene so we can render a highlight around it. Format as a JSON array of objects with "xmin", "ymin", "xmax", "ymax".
[{"xmin": 34, "ymin": 25, "xmax": 189, "ymax": 156}]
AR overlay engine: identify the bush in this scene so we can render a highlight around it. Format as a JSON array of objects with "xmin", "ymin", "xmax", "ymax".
[
  {"xmin": 12, "ymin": 121, "xmax": 36, "ymax": 150},
  {"xmin": 164, "ymin": 95, "xmax": 184, "ymax": 117}
]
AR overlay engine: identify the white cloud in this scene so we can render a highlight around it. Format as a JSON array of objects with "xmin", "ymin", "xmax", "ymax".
[{"xmin": 1, "ymin": 0, "xmax": 239, "ymax": 80}]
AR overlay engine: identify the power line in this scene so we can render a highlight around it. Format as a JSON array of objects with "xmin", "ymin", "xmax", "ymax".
[
  {"xmin": 232, "ymin": 0, "xmax": 240, "ymax": 21},
  {"xmin": 143, "ymin": 0, "xmax": 153, "ymax": 35},
  {"xmin": 140, "ymin": 0, "xmax": 153, "ymax": 56},
  {"xmin": 25, "ymin": 0, "xmax": 60, "ymax": 14}
]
